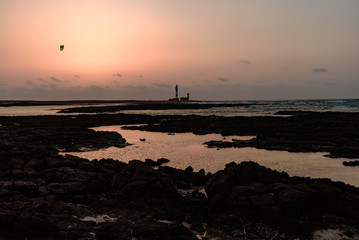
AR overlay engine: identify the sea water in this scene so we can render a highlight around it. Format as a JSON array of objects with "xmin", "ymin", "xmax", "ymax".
[
  {"xmin": 1, "ymin": 99, "xmax": 359, "ymax": 117},
  {"xmin": 120, "ymin": 99, "xmax": 359, "ymax": 116}
]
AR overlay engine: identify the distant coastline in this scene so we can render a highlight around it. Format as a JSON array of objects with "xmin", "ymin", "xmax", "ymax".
[{"xmin": 1, "ymin": 98, "xmax": 359, "ymax": 107}]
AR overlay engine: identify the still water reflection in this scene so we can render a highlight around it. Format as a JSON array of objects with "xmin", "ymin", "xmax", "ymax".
[{"xmin": 63, "ymin": 125, "xmax": 359, "ymax": 187}]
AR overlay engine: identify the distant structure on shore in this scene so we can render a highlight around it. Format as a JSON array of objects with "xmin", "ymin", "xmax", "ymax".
[{"xmin": 168, "ymin": 84, "xmax": 189, "ymax": 102}]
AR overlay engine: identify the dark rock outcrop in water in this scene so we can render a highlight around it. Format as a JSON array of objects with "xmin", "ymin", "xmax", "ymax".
[
  {"xmin": 1, "ymin": 111, "xmax": 359, "ymax": 159},
  {"xmin": 0, "ymin": 117, "xmax": 128, "ymax": 152},
  {"xmin": 122, "ymin": 111, "xmax": 359, "ymax": 159},
  {"xmin": 1, "ymin": 144, "xmax": 359, "ymax": 239},
  {"xmin": 343, "ymin": 160, "xmax": 359, "ymax": 166}
]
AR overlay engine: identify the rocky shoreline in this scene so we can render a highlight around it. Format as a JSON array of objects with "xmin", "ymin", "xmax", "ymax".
[
  {"xmin": 1, "ymin": 144, "xmax": 359, "ymax": 239},
  {"xmin": 1, "ymin": 111, "xmax": 359, "ymax": 239},
  {"xmin": 2, "ymin": 111, "xmax": 359, "ymax": 158},
  {"xmin": 121, "ymin": 111, "xmax": 359, "ymax": 159}
]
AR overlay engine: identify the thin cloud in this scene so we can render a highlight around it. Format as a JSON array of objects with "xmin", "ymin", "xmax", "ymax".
[
  {"xmin": 133, "ymin": 74, "xmax": 144, "ymax": 78},
  {"xmin": 113, "ymin": 73, "xmax": 122, "ymax": 77},
  {"xmin": 312, "ymin": 68, "xmax": 328, "ymax": 73},
  {"xmin": 216, "ymin": 78, "xmax": 230, "ymax": 82},
  {"xmin": 238, "ymin": 60, "xmax": 252, "ymax": 65},
  {"xmin": 48, "ymin": 83, "xmax": 60, "ymax": 89},
  {"xmin": 50, "ymin": 77, "xmax": 62, "ymax": 82},
  {"xmin": 26, "ymin": 80, "xmax": 35, "ymax": 86},
  {"xmin": 49, "ymin": 77, "xmax": 68, "ymax": 84},
  {"xmin": 89, "ymin": 85, "xmax": 105, "ymax": 91},
  {"xmin": 152, "ymin": 83, "xmax": 171, "ymax": 89},
  {"xmin": 73, "ymin": 75, "xmax": 81, "ymax": 78}
]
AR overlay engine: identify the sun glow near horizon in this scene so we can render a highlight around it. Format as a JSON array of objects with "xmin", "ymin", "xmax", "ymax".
[{"xmin": 1, "ymin": 0, "xmax": 359, "ymax": 100}]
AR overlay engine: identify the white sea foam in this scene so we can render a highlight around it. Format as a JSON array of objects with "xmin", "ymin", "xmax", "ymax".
[
  {"xmin": 313, "ymin": 229, "xmax": 359, "ymax": 240},
  {"xmin": 78, "ymin": 214, "xmax": 116, "ymax": 224}
]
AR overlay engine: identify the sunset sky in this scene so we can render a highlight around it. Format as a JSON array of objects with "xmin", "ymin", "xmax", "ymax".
[{"xmin": 1, "ymin": 0, "xmax": 359, "ymax": 100}]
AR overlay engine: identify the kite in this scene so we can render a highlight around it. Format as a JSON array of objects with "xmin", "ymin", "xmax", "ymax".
[{"xmin": 60, "ymin": 45, "xmax": 64, "ymax": 51}]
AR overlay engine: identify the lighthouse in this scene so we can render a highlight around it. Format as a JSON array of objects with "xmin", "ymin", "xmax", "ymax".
[
  {"xmin": 169, "ymin": 84, "xmax": 189, "ymax": 101},
  {"xmin": 175, "ymin": 84, "xmax": 178, "ymax": 99}
]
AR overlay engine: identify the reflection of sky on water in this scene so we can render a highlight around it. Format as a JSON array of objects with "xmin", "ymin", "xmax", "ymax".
[
  {"xmin": 0, "ymin": 104, "xmax": 123, "ymax": 116},
  {"xmin": 62, "ymin": 125, "xmax": 359, "ymax": 187}
]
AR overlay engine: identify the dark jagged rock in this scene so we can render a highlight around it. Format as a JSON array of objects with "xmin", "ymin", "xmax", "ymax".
[
  {"xmin": 0, "ymin": 118, "xmax": 128, "ymax": 153},
  {"xmin": 157, "ymin": 158, "xmax": 170, "ymax": 164},
  {"xmin": 158, "ymin": 166, "xmax": 209, "ymax": 189},
  {"xmin": 185, "ymin": 166, "xmax": 194, "ymax": 173},
  {"xmin": 1, "ymin": 145, "xmax": 359, "ymax": 239},
  {"xmin": 145, "ymin": 158, "xmax": 162, "ymax": 166},
  {"xmin": 132, "ymin": 222, "xmax": 198, "ymax": 240},
  {"xmin": 343, "ymin": 160, "xmax": 359, "ymax": 166},
  {"xmin": 112, "ymin": 162, "xmax": 179, "ymax": 200},
  {"xmin": 0, "ymin": 147, "xmax": 196, "ymax": 239},
  {"xmin": 1, "ymin": 110, "xmax": 359, "ymax": 239},
  {"xmin": 205, "ymin": 161, "xmax": 359, "ymax": 236},
  {"xmin": 198, "ymin": 168, "xmax": 205, "ymax": 175}
]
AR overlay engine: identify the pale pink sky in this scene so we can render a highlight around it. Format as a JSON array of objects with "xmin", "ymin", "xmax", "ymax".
[{"xmin": 1, "ymin": 0, "xmax": 359, "ymax": 100}]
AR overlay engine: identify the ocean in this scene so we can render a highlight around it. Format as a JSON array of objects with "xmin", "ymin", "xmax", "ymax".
[
  {"xmin": 120, "ymin": 99, "xmax": 359, "ymax": 117},
  {"xmin": 1, "ymin": 98, "xmax": 359, "ymax": 117}
]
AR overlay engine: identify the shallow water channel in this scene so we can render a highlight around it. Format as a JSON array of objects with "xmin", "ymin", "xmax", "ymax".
[{"xmin": 63, "ymin": 125, "xmax": 359, "ymax": 187}]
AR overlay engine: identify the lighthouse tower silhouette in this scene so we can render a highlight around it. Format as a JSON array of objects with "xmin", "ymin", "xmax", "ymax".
[
  {"xmin": 175, "ymin": 84, "xmax": 178, "ymax": 99},
  {"xmin": 169, "ymin": 84, "xmax": 189, "ymax": 101}
]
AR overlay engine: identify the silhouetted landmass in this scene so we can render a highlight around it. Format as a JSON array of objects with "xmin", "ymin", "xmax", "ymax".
[
  {"xmin": 58, "ymin": 102, "xmax": 255, "ymax": 113},
  {"xmin": 0, "ymin": 100, "xmax": 149, "ymax": 107}
]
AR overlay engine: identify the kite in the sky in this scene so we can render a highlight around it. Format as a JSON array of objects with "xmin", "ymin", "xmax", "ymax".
[{"xmin": 60, "ymin": 45, "xmax": 64, "ymax": 51}]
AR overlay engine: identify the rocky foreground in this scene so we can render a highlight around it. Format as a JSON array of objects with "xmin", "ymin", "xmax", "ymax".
[
  {"xmin": 1, "ymin": 112, "xmax": 359, "ymax": 239},
  {"xmin": 1, "ymin": 145, "xmax": 359, "ymax": 239}
]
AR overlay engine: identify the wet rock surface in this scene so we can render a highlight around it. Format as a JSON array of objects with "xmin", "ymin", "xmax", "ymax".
[
  {"xmin": 0, "ymin": 145, "xmax": 205, "ymax": 240},
  {"xmin": 343, "ymin": 160, "xmax": 359, "ymax": 166},
  {"xmin": 1, "ymin": 143, "xmax": 359, "ymax": 239},
  {"xmin": 0, "ymin": 116, "xmax": 129, "ymax": 152},
  {"xmin": 205, "ymin": 162, "xmax": 359, "ymax": 238},
  {"xmin": 1, "ymin": 112, "xmax": 359, "ymax": 239},
  {"xmin": 122, "ymin": 111, "xmax": 359, "ymax": 159},
  {"xmin": 2, "ymin": 111, "xmax": 359, "ymax": 159}
]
